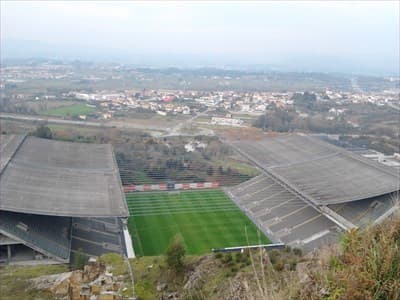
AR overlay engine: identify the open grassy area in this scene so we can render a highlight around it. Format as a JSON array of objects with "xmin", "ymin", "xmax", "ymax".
[
  {"xmin": 127, "ymin": 189, "xmax": 270, "ymax": 256},
  {"xmin": 0, "ymin": 264, "xmax": 68, "ymax": 300},
  {"xmin": 41, "ymin": 103, "xmax": 96, "ymax": 117}
]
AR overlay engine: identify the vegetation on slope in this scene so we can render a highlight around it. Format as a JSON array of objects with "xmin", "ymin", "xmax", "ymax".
[
  {"xmin": 299, "ymin": 216, "xmax": 400, "ymax": 300},
  {"xmin": 1, "ymin": 215, "xmax": 399, "ymax": 299},
  {"xmin": 0, "ymin": 264, "xmax": 68, "ymax": 300},
  {"xmin": 1, "ymin": 189, "xmax": 398, "ymax": 300}
]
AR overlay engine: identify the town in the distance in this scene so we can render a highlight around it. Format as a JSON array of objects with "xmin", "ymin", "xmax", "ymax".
[{"xmin": 1, "ymin": 60, "xmax": 399, "ymax": 154}]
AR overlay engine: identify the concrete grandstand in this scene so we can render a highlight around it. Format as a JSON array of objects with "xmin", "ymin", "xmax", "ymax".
[
  {"xmin": 226, "ymin": 134, "xmax": 399, "ymax": 252},
  {"xmin": 0, "ymin": 135, "xmax": 133, "ymax": 264},
  {"xmin": 1, "ymin": 132, "xmax": 398, "ymax": 261}
]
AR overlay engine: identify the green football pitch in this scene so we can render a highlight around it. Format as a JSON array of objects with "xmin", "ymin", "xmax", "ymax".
[{"xmin": 126, "ymin": 189, "xmax": 270, "ymax": 256}]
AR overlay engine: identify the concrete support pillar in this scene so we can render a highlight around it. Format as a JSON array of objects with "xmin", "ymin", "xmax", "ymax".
[{"xmin": 7, "ymin": 245, "xmax": 11, "ymax": 262}]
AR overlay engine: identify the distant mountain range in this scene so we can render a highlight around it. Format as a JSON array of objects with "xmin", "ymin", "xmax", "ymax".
[{"xmin": 1, "ymin": 39, "xmax": 398, "ymax": 76}]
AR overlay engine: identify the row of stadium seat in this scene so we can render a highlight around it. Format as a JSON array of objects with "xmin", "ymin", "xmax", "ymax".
[
  {"xmin": 0, "ymin": 211, "xmax": 71, "ymax": 260},
  {"xmin": 70, "ymin": 217, "xmax": 125, "ymax": 257},
  {"xmin": 227, "ymin": 174, "xmax": 339, "ymax": 251}
]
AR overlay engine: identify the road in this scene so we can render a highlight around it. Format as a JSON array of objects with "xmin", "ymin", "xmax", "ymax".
[
  {"xmin": 0, "ymin": 112, "xmax": 218, "ymax": 137},
  {"xmin": 160, "ymin": 108, "xmax": 214, "ymax": 137},
  {"xmin": 0, "ymin": 112, "xmax": 168, "ymax": 134}
]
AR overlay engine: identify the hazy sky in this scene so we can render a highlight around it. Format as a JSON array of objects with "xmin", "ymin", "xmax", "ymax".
[{"xmin": 1, "ymin": 1, "xmax": 399, "ymax": 73}]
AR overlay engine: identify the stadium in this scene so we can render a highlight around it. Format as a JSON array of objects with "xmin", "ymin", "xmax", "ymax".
[
  {"xmin": 0, "ymin": 133, "xmax": 399, "ymax": 264},
  {"xmin": 226, "ymin": 134, "xmax": 400, "ymax": 252},
  {"xmin": 122, "ymin": 134, "xmax": 399, "ymax": 256},
  {"xmin": 0, "ymin": 134, "xmax": 134, "ymax": 264}
]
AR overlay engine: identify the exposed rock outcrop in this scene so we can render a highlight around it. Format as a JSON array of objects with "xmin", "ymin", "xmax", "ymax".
[{"xmin": 31, "ymin": 257, "xmax": 128, "ymax": 300}]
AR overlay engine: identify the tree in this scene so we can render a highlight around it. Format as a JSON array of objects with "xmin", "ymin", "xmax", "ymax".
[
  {"xmin": 166, "ymin": 234, "xmax": 186, "ymax": 273},
  {"xmin": 72, "ymin": 248, "xmax": 87, "ymax": 270},
  {"xmin": 218, "ymin": 166, "xmax": 224, "ymax": 175},
  {"xmin": 291, "ymin": 91, "xmax": 317, "ymax": 111},
  {"xmin": 34, "ymin": 125, "xmax": 53, "ymax": 139},
  {"xmin": 206, "ymin": 166, "xmax": 214, "ymax": 176}
]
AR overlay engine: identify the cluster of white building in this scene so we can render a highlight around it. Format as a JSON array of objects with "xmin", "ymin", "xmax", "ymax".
[
  {"xmin": 326, "ymin": 89, "xmax": 399, "ymax": 107},
  {"xmin": 211, "ymin": 117, "xmax": 244, "ymax": 127}
]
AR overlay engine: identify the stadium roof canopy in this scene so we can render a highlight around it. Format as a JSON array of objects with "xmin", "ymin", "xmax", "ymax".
[
  {"xmin": 230, "ymin": 135, "xmax": 399, "ymax": 205},
  {"xmin": 0, "ymin": 135, "xmax": 129, "ymax": 217}
]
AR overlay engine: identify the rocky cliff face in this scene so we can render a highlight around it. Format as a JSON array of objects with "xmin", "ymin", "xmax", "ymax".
[{"xmin": 31, "ymin": 258, "xmax": 130, "ymax": 300}]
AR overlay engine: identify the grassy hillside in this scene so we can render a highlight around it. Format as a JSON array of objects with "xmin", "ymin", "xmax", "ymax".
[
  {"xmin": 0, "ymin": 264, "xmax": 68, "ymax": 300},
  {"xmin": 1, "ymin": 214, "xmax": 399, "ymax": 300},
  {"xmin": 298, "ymin": 215, "xmax": 400, "ymax": 300}
]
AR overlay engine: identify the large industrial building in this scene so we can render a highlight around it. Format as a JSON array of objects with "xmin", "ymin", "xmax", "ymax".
[
  {"xmin": 0, "ymin": 135, "xmax": 133, "ymax": 264},
  {"xmin": 226, "ymin": 134, "xmax": 399, "ymax": 252}
]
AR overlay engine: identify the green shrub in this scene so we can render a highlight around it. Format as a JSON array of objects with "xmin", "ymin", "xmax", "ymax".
[
  {"xmin": 222, "ymin": 253, "xmax": 233, "ymax": 264},
  {"xmin": 293, "ymin": 248, "xmax": 302, "ymax": 256},
  {"xmin": 72, "ymin": 248, "xmax": 87, "ymax": 270},
  {"xmin": 273, "ymin": 260, "xmax": 284, "ymax": 271},
  {"xmin": 235, "ymin": 252, "xmax": 243, "ymax": 262},
  {"xmin": 165, "ymin": 234, "xmax": 186, "ymax": 273},
  {"xmin": 33, "ymin": 125, "xmax": 53, "ymax": 139},
  {"xmin": 268, "ymin": 250, "xmax": 280, "ymax": 265},
  {"xmin": 289, "ymin": 259, "xmax": 297, "ymax": 271},
  {"xmin": 227, "ymin": 261, "xmax": 236, "ymax": 268}
]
